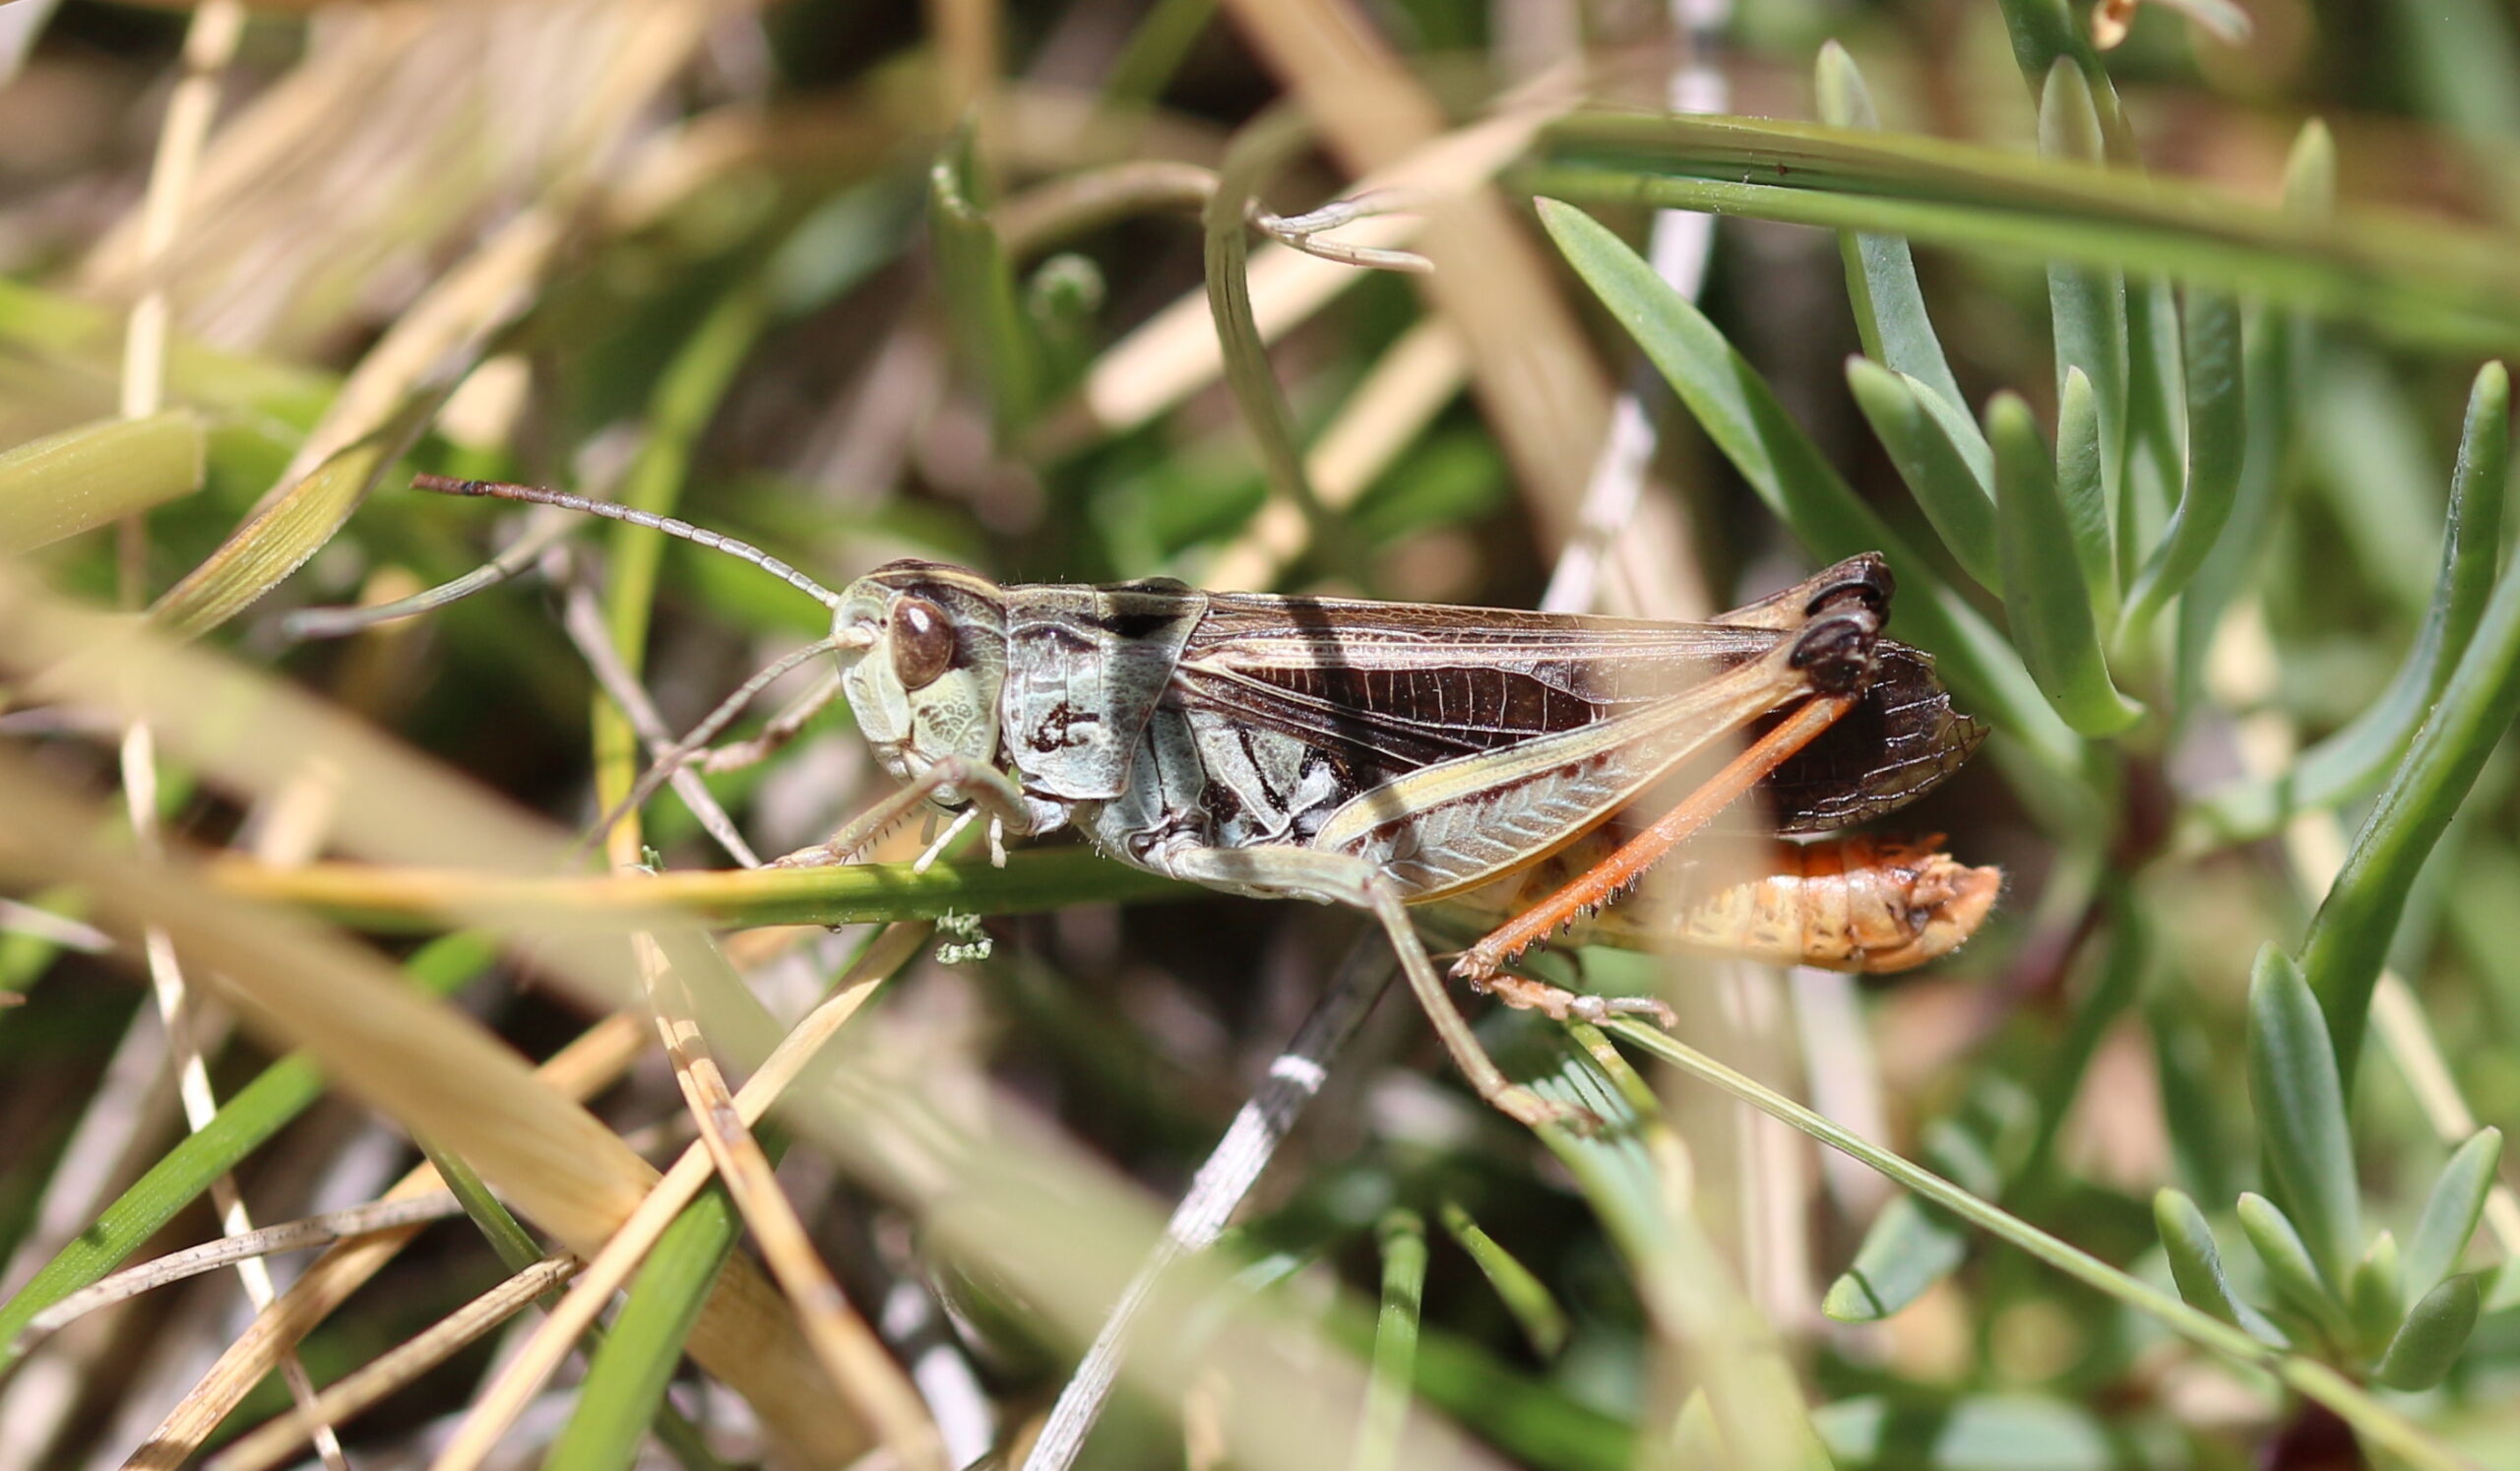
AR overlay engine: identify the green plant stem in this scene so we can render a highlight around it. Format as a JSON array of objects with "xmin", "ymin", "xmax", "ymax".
[{"xmin": 1600, "ymin": 1018, "xmax": 2472, "ymax": 1471}]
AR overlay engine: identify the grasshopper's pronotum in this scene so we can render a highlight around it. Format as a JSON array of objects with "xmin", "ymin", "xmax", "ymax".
[{"xmin": 405, "ymin": 475, "xmax": 1997, "ymax": 1128}]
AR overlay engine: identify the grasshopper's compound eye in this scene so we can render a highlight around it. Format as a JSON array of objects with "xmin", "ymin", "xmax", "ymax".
[{"xmin": 889, "ymin": 596, "xmax": 957, "ymax": 690}]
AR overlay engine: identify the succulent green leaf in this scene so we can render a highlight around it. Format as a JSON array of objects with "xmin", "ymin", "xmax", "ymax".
[
  {"xmin": 1536, "ymin": 196, "xmax": 2078, "ymax": 771},
  {"xmin": 2054, "ymin": 367, "xmax": 2115, "ymax": 615},
  {"xmin": 2245, "ymin": 946, "xmax": 2362, "ymax": 1287},
  {"xmin": 1815, "ymin": 1392, "xmax": 2119, "ymax": 1471},
  {"xmin": 1849, "ymin": 358, "xmax": 1998, "ymax": 589},
  {"xmin": 2300, "ymin": 479, "xmax": 2520, "ymax": 1079},
  {"xmin": 2154, "ymin": 1188, "xmax": 2291, "ymax": 1348},
  {"xmin": 2372, "ymin": 1274, "xmax": 2482, "ymax": 1391},
  {"xmin": 1988, "ymin": 391, "xmax": 2143, "ymax": 735},
  {"xmin": 2039, "ymin": 63, "xmax": 2128, "ymax": 556},
  {"xmin": 1438, "ymin": 1202, "xmax": 1569, "ymax": 1360},
  {"xmin": 2348, "ymin": 1231, "xmax": 2404, "ymax": 1356},
  {"xmin": 2123, "ymin": 291, "xmax": 2244, "ymax": 639},
  {"xmin": 2404, "ymin": 1128, "xmax": 2503, "ymax": 1296},
  {"xmin": 2191, "ymin": 361, "xmax": 2508, "ymax": 842},
  {"xmin": 2236, "ymin": 1192, "xmax": 2353, "ymax": 1346},
  {"xmin": 1818, "ymin": 43, "xmax": 1971, "ymax": 426},
  {"xmin": 1823, "ymin": 1194, "xmax": 1972, "ymax": 1323}
]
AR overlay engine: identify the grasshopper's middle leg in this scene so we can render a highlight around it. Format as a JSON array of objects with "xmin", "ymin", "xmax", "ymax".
[{"xmin": 1159, "ymin": 844, "xmax": 1587, "ymax": 1131}]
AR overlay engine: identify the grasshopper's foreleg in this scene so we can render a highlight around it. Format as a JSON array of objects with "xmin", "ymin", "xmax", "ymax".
[
  {"xmin": 700, "ymin": 671, "xmax": 846, "ymax": 775},
  {"xmin": 771, "ymin": 758, "xmax": 1034, "ymax": 870},
  {"xmin": 1158, "ymin": 845, "xmax": 1588, "ymax": 1132},
  {"xmin": 1451, "ymin": 692, "xmax": 1858, "ymax": 989}
]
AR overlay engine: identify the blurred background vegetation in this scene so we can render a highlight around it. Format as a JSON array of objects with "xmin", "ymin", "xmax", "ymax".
[{"xmin": 3, "ymin": 0, "xmax": 2520, "ymax": 1468}]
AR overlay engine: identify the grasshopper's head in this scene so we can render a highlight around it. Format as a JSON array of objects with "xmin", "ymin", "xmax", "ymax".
[{"xmin": 831, "ymin": 560, "xmax": 1011, "ymax": 801}]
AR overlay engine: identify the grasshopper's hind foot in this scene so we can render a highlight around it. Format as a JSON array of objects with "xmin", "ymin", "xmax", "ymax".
[{"xmin": 1482, "ymin": 973, "xmax": 1677, "ymax": 1032}]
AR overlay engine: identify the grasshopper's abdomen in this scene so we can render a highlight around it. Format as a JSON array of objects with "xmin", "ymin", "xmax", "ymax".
[{"xmin": 1440, "ymin": 834, "xmax": 1999, "ymax": 975}]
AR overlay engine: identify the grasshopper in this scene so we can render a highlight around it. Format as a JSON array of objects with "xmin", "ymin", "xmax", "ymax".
[{"xmin": 406, "ymin": 475, "xmax": 1996, "ymax": 1128}]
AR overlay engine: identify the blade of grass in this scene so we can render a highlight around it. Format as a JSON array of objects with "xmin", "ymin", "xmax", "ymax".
[
  {"xmin": 0, "ymin": 411, "xmax": 204, "ymax": 553},
  {"xmin": 1599, "ymin": 1018, "xmax": 2470, "ymax": 1471},
  {"xmin": 1436, "ymin": 1202, "xmax": 1568, "ymax": 1360},
  {"xmin": 0, "ymin": 932, "xmax": 495, "ymax": 1366},
  {"xmin": 931, "ymin": 126, "xmax": 1043, "ymax": 434},
  {"xmin": 543, "ymin": 1187, "xmax": 738, "ymax": 1471},
  {"xmin": 1351, "ymin": 1209, "xmax": 1426, "ymax": 1471}
]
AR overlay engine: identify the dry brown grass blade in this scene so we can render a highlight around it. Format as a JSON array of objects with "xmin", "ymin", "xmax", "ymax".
[
  {"xmin": 121, "ymin": 1013, "xmax": 652, "ymax": 1471},
  {"xmin": 430, "ymin": 924, "xmax": 929, "ymax": 1471},
  {"xmin": 1057, "ymin": 86, "xmax": 1572, "ymax": 449},
  {"xmin": 1217, "ymin": 1, "xmax": 1608, "ymax": 552},
  {"xmin": 1202, "ymin": 315, "xmax": 1467, "ymax": 590},
  {"xmin": 0, "ymin": 758, "xmax": 873, "ymax": 1467},
  {"xmin": 639, "ymin": 930, "xmax": 947, "ymax": 1470},
  {"xmin": 204, "ymin": 1254, "xmax": 583, "ymax": 1471}
]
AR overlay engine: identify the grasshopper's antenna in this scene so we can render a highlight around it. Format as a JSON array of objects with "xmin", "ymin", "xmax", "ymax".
[{"xmin": 410, "ymin": 475, "xmax": 849, "ymax": 612}]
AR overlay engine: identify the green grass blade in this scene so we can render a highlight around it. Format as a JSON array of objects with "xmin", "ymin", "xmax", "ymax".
[
  {"xmin": 2154, "ymin": 1188, "xmax": 2290, "ymax": 1347},
  {"xmin": 2245, "ymin": 946, "xmax": 2362, "ymax": 1289},
  {"xmin": 1988, "ymin": 392, "xmax": 2142, "ymax": 735},
  {"xmin": 1816, "ymin": 43, "xmax": 1970, "ymax": 425},
  {"xmin": 2188, "ymin": 360, "xmax": 2507, "ymax": 842},
  {"xmin": 1525, "ymin": 116, "xmax": 2520, "ymax": 355},
  {"xmin": 2372, "ymin": 1274, "xmax": 2482, "ymax": 1391},
  {"xmin": 2235, "ymin": 1191, "xmax": 2353, "ymax": 1347},
  {"xmin": 2122, "ymin": 291, "xmax": 2243, "ymax": 641},
  {"xmin": 1436, "ymin": 1201, "xmax": 1568, "ymax": 1360},
  {"xmin": 1848, "ymin": 358, "xmax": 1998, "ymax": 590},
  {"xmin": 0, "ymin": 411, "xmax": 205, "ymax": 554},
  {"xmin": 544, "ymin": 1184, "xmax": 740, "ymax": 1471},
  {"xmin": 1536, "ymin": 197, "xmax": 2079, "ymax": 772},
  {"xmin": 2403, "ymin": 1128, "xmax": 2502, "ymax": 1297},
  {"xmin": 0, "ymin": 932, "xmax": 495, "ymax": 1367},
  {"xmin": 2299, "ymin": 503, "xmax": 2520, "ymax": 1079},
  {"xmin": 1352, "ymin": 1208, "xmax": 1427, "ymax": 1471},
  {"xmin": 930, "ymin": 127, "xmax": 1043, "ymax": 435}
]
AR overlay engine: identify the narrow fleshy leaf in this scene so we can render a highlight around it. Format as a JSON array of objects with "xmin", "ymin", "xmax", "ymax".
[
  {"xmin": 2348, "ymin": 1231, "xmax": 2404, "ymax": 1356},
  {"xmin": 2245, "ymin": 946, "xmax": 2362, "ymax": 1288},
  {"xmin": 2040, "ymin": 62, "xmax": 2128, "ymax": 563},
  {"xmin": 1989, "ymin": 391, "xmax": 2142, "ymax": 735},
  {"xmin": 2118, "ymin": 278, "xmax": 2184, "ymax": 596},
  {"xmin": 2191, "ymin": 360, "xmax": 2508, "ymax": 841},
  {"xmin": 1815, "ymin": 1392, "xmax": 2119, "ymax": 1471},
  {"xmin": 1438, "ymin": 1202, "xmax": 1569, "ymax": 1360},
  {"xmin": 2236, "ymin": 1192, "xmax": 2352, "ymax": 1346},
  {"xmin": 1817, "ymin": 42, "xmax": 1971, "ymax": 424},
  {"xmin": 2372, "ymin": 1274, "xmax": 2482, "ymax": 1391},
  {"xmin": 1537, "ymin": 196, "xmax": 2078, "ymax": 772},
  {"xmin": 2300, "ymin": 500, "xmax": 2520, "ymax": 1079},
  {"xmin": 2054, "ymin": 367, "xmax": 2114, "ymax": 613},
  {"xmin": 2404, "ymin": 1128, "xmax": 2502, "ymax": 1297},
  {"xmin": 0, "ymin": 410, "xmax": 205, "ymax": 553},
  {"xmin": 1822, "ymin": 1195, "xmax": 1972, "ymax": 1323},
  {"xmin": 1848, "ymin": 358, "xmax": 1998, "ymax": 589},
  {"xmin": 2154, "ymin": 1188, "xmax": 2291, "ymax": 1348},
  {"xmin": 2123, "ymin": 290, "xmax": 2243, "ymax": 638}
]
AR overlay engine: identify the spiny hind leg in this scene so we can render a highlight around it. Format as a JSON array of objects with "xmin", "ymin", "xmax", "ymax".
[{"xmin": 1158, "ymin": 844, "xmax": 1591, "ymax": 1132}]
